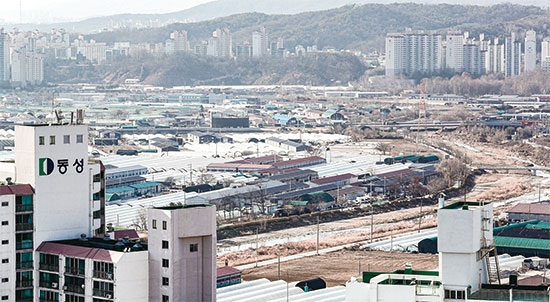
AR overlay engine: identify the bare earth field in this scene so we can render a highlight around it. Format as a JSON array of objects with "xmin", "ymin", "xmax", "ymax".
[{"xmin": 242, "ymin": 249, "xmax": 439, "ymax": 287}]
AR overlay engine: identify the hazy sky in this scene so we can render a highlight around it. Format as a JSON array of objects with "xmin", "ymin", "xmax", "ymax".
[{"xmin": 0, "ymin": 0, "xmax": 213, "ymax": 23}]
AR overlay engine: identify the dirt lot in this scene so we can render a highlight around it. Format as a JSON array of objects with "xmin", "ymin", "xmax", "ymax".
[{"xmin": 242, "ymin": 248, "xmax": 439, "ymax": 287}]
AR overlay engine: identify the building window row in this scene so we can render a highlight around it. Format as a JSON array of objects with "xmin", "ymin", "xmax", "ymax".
[{"xmin": 38, "ymin": 134, "xmax": 84, "ymax": 146}]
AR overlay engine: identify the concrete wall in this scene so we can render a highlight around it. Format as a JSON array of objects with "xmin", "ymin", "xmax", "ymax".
[{"xmin": 114, "ymin": 251, "xmax": 149, "ymax": 302}]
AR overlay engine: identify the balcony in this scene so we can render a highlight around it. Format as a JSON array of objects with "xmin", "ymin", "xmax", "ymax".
[
  {"xmin": 39, "ymin": 280, "xmax": 58, "ymax": 289},
  {"xmin": 39, "ymin": 263, "xmax": 59, "ymax": 272},
  {"xmin": 39, "ymin": 299, "xmax": 58, "ymax": 302},
  {"xmin": 64, "ymin": 266, "xmax": 85, "ymax": 276},
  {"xmin": 16, "ymin": 279, "xmax": 33, "ymax": 288},
  {"xmin": 16, "ymin": 223, "xmax": 33, "ymax": 232},
  {"xmin": 16, "ymin": 240, "xmax": 33, "ymax": 250},
  {"xmin": 16, "ymin": 204, "xmax": 33, "ymax": 213},
  {"xmin": 93, "ymin": 271, "xmax": 114, "ymax": 281},
  {"xmin": 93, "ymin": 288, "xmax": 114, "ymax": 299},
  {"xmin": 64, "ymin": 284, "xmax": 85, "ymax": 295},
  {"xmin": 16, "ymin": 261, "xmax": 33, "ymax": 270},
  {"xmin": 15, "ymin": 298, "xmax": 33, "ymax": 302}
]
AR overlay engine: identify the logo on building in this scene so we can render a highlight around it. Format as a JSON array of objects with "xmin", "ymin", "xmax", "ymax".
[{"xmin": 39, "ymin": 158, "xmax": 54, "ymax": 176}]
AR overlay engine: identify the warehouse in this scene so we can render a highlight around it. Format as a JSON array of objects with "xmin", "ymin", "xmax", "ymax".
[{"xmin": 507, "ymin": 203, "xmax": 550, "ymax": 223}]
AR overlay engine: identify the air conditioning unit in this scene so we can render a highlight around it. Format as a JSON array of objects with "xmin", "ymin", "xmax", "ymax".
[
  {"xmin": 106, "ymin": 294, "xmax": 112, "ymax": 299},
  {"xmin": 62, "ymin": 285, "xmax": 68, "ymax": 290},
  {"xmin": 107, "ymin": 273, "xmax": 113, "ymax": 279},
  {"xmin": 52, "ymin": 282, "xmax": 58, "ymax": 288}
]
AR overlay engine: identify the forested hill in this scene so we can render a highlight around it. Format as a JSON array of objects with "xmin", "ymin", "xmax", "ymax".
[{"xmin": 88, "ymin": 3, "xmax": 545, "ymax": 52}]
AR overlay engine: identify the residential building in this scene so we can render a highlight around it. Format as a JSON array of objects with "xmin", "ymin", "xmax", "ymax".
[
  {"xmin": 252, "ymin": 27, "xmax": 269, "ymax": 57},
  {"xmin": 445, "ymin": 32, "xmax": 464, "ymax": 73},
  {"xmin": 385, "ymin": 32, "xmax": 441, "ymax": 76},
  {"xmin": 0, "ymin": 30, "xmax": 9, "ymax": 84},
  {"xmin": 35, "ymin": 236, "xmax": 148, "ymax": 302},
  {"xmin": 541, "ymin": 37, "xmax": 550, "ymax": 71},
  {"xmin": 148, "ymin": 204, "xmax": 217, "ymax": 302},
  {"xmin": 505, "ymin": 33, "xmax": 521, "ymax": 77},
  {"xmin": 524, "ymin": 30, "xmax": 537, "ymax": 72}
]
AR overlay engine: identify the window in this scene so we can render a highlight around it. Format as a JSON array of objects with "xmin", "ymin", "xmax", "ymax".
[
  {"xmin": 1, "ymin": 278, "xmax": 7, "ymax": 283},
  {"xmin": 76, "ymin": 135, "xmax": 83, "ymax": 143},
  {"xmin": 162, "ymin": 277, "xmax": 169, "ymax": 286},
  {"xmin": 162, "ymin": 221, "xmax": 167, "ymax": 230},
  {"xmin": 190, "ymin": 243, "xmax": 199, "ymax": 253},
  {"xmin": 49, "ymin": 136, "xmax": 55, "ymax": 145},
  {"xmin": 162, "ymin": 259, "xmax": 169, "ymax": 268},
  {"xmin": 162, "ymin": 241, "xmax": 169, "ymax": 249},
  {"xmin": 162, "ymin": 295, "xmax": 169, "ymax": 302},
  {"xmin": 444, "ymin": 289, "xmax": 465, "ymax": 300},
  {"xmin": 152, "ymin": 220, "xmax": 157, "ymax": 229},
  {"xmin": 64, "ymin": 135, "xmax": 70, "ymax": 144},
  {"xmin": 1, "ymin": 240, "xmax": 7, "ymax": 245},
  {"xmin": 2, "ymin": 259, "xmax": 8, "ymax": 264},
  {"xmin": 1, "ymin": 202, "xmax": 7, "ymax": 207},
  {"xmin": 1, "ymin": 221, "xmax": 7, "ymax": 226},
  {"xmin": 39, "ymin": 136, "xmax": 45, "ymax": 145},
  {"xmin": 1, "ymin": 296, "xmax": 7, "ymax": 300}
]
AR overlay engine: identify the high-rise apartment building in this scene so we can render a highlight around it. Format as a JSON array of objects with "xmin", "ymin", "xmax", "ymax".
[
  {"xmin": 252, "ymin": 27, "xmax": 269, "ymax": 57},
  {"xmin": 385, "ymin": 32, "xmax": 441, "ymax": 76},
  {"xmin": 445, "ymin": 32, "xmax": 464, "ymax": 73},
  {"xmin": 524, "ymin": 30, "xmax": 537, "ymax": 72},
  {"xmin": 0, "ymin": 30, "xmax": 9, "ymax": 84},
  {"xmin": 504, "ymin": 33, "xmax": 521, "ymax": 77}
]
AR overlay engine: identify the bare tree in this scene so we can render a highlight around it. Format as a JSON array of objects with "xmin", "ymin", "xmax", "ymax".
[
  {"xmin": 133, "ymin": 208, "xmax": 148, "ymax": 231},
  {"xmin": 375, "ymin": 142, "xmax": 392, "ymax": 155}
]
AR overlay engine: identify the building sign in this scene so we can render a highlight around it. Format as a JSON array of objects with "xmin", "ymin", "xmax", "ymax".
[{"xmin": 39, "ymin": 158, "xmax": 84, "ymax": 176}]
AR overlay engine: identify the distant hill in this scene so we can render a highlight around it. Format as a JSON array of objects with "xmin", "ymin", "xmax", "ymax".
[
  {"xmin": 46, "ymin": 52, "xmax": 366, "ymax": 87},
  {"xmin": 4, "ymin": 0, "xmax": 550, "ymax": 34},
  {"xmin": 87, "ymin": 3, "xmax": 544, "ymax": 52}
]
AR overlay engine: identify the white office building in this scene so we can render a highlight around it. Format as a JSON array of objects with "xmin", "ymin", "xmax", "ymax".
[
  {"xmin": 385, "ymin": 32, "xmax": 442, "ymax": 76},
  {"xmin": 524, "ymin": 30, "xmax": 537, "ymax": 72}
]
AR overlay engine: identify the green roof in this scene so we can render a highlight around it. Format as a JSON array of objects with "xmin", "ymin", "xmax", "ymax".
[{"xmin": 495, "ymin": 236, "xmax": 550, "ymax": 250}]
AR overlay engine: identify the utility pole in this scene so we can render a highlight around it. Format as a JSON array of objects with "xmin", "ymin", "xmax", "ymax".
[
  {"xmin": 316, "ymin": 216, "xmax": 320, "ymax": 256},
  {"xmin": 370, "ymin": 201, "xmax": 374, "ymax": 243},
  {"xmin": 418, "ymin": 198, "xmax": 423, "ymax": 233},
  {"xmin": 277, "ymin": 248, "xmax": 281, "ymax": 280},
  {"xmin": 255, "ymin": 228, "xmax": 259, "ymax": 268}
]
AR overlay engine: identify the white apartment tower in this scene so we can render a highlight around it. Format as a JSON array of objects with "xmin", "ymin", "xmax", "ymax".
[
  {"xmin": 0, "ymin": 30, "xmax": 9, "ymax": 83},
  {"xmin": 252, "ymin": 26, "xmax": 269, "ymax": 57},
  {"xmin": 445, "ymin": 32, "xmax": 464, "ymax": 73},
  {"xmin": 385, "ymin": 32, "xmax": 441, "ymax": 76},
  {"xmin": 148, "ymin": 204, "xmax": 217, "ymax": 302},
  {"xmin": 505, "ymin": 33, "xmax": 521, "ymax": 77},
  {"xmin": 524, "ymin": 30, "xmax": 537, "ymax": 72},
  {"xmin": 541, "ymin": 38, "xmax": 550, "ymax": 70}
]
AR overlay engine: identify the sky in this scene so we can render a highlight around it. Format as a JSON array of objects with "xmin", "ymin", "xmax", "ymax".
[{"xmin": 0, "ymin": 0, "xmax": 213, "ymax": 23}]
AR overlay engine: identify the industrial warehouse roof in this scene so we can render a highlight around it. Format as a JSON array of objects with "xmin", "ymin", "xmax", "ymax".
[
  {"xmin": 105, "ymin": 164, "xmax": 147, "ymax": 175},
  {"xmin": 216, "ymin": 278, "xmax": 345, "ymax": 302},
  {"xmin": 507, "ymin": 203, "xmax": 550, "ymax": 215},
  {"xmin": 495, "ymin": 237, "xmax": 550, "ymax": 251},
  {"xmin": 311, "ymin": 173, "xmax": 356, "ymax": 185}
]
